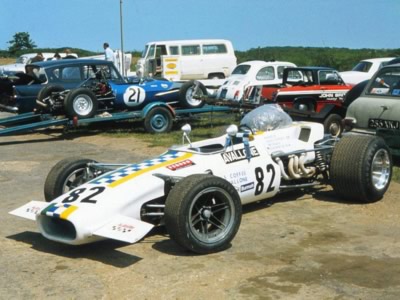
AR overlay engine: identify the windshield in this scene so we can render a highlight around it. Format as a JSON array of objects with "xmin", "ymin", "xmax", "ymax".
[
  {"xmin": 141, "ymin": 45, "xmax": 149, "ymax": 58},
  {"xmin": 232, "ymin": 64, "xmax": 251, "ymax": 75},
  {"xmin": 367, "ymin": 67, "xmax": 400, "ymax": 97},
  {"xmin": 352, "ymin": 61, "xmax": 372, "ymax": 73},
  {"xmin": 16, "ymin": 56, "xmax": 28, "ymax": 64}
]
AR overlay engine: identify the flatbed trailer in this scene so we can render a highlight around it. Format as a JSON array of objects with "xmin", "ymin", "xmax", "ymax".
[{"xmin": 0, "ymin": 102, "xmax": 234, "ymax": 136}]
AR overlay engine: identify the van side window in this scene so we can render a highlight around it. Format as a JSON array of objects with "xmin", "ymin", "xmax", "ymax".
[
  {"xmin": 169, "ymin": 46, "xmax": 179, "ymax": 55},
  {"xmin": 203, "ymin": 44, "xmax": 227, "ymax": 54},
  {"xmin": 182, "ymin": 45, "xmax": 200, "ymax": 56}
]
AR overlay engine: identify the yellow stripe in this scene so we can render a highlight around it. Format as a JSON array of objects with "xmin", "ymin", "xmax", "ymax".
[
  {"xmin": 164, "ymin": 71, "xmax": 178, "ymax": 75},
  {"xmin": 60, "ymin": 206, "xmax": 78, "ymax": 220},
  {"xmin": 164, "ymin": 58, "xmax": 178, "ymax": 62},
  {"xmin": 109, "ymin": 152, "xmax": 193, "ymax": 188}
]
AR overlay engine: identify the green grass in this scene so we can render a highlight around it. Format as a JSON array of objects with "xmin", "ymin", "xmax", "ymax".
[{"xmin": 72, "ymin": 112, "xmax": 238, "ymax": 148}]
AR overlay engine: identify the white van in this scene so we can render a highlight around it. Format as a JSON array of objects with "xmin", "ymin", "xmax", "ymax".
[{"xmin": 136, "ymin": 39, "xmax": 237, "ymax": 81}]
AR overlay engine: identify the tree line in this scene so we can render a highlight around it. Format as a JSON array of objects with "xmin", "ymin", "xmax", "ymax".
[
  {"xmin": 235, "ymin": 46, "xmax": 400, "ymax": 71},
  {"xmin": 2, "ymin": 32, "xmax": 399, "ymax": 71}
]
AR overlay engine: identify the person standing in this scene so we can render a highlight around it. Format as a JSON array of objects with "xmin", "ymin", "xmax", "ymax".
[{"xmin": 103, "ymin": 42, "xmax": 116, "ymax": 65}]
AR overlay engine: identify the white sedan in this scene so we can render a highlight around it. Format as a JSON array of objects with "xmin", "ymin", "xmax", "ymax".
[
  {"xmin": 216, "ymin": 60, "xmax": 296, "ymax": 101},
  {"xmin": 340, "ymin": 57, "xmax": 395, "ymax": 85}
]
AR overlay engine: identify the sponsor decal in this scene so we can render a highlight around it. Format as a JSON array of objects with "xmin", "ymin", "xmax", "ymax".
[
  {"xmin": 320, "ymin": 92, "xmax": 346, "ymax": 100},
  {"xmin": 112, "ymin": 224, "xmax": 134, "ymax": 233},
  {"xmin": 241, "ymin": 182, "xmax": 255, "ymax": 192},
  {"xmin": 166, "ymin": 63, "xmax": 177, "ymax": 69},
  {"xmin": 166, "ymin": 159, "xmax": 195, "ymax": 171},
  {"xmin": 161, "ymin": 83, "xmax": 169, "ymax": 89},
  {"xmin": 223, "ymin": 170, "xmax": 249, "ymax": 185},
  {"xmin": 221, "ymin": 146, "xmax": 260, "ymax": 164}
]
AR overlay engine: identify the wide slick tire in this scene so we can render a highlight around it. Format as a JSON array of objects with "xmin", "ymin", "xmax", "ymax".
[
  {"xmin": 164, "ymin": 174, "xmax": 242, "ymax": 254},
  {"xmin": 44, "ymin": 157, "xmax": 97, "ymax": 202},
  {"xmin": 330, "ymin": 135, "xmax": 392, "ymax": 203},
  {"xmin": 64, "ymin": 88, "xmax": 98, "ymax": 119},
  {"xmin": 143, "ymin": 106, "xmax": 173, "ymax": 133},
  {"xmin": 178, "ymin": 81, "xmax": 206, "ymax": 108}
]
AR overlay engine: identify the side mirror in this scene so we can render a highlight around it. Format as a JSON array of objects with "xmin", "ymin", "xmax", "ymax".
[
  {"xmin": 226, "ymin": 124, "xmax": 238, "ymax": 137},
  {"xmin": 181, "ymin": 124, "xmax": 192, "ymax": 146}
]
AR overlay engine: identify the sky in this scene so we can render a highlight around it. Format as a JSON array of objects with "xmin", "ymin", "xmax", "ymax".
[{"xmin": 1, "ymin": 0, "xmax": 399, "ymax": 53}]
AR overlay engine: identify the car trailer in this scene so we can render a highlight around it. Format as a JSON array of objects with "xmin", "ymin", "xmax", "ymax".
[{"xmin": 0, "ymin": 102, "xmax": 234, "ymax": 136}]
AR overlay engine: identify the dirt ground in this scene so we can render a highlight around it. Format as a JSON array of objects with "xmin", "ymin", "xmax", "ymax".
[{"xmin": 1, "ymin": 125, "xmax": 400, "ymax": 300}]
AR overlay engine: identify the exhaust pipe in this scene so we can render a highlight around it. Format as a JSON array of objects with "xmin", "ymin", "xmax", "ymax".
[{"xmin": 0, "ymin": 103, "xmax": 18, "ymax": 113}]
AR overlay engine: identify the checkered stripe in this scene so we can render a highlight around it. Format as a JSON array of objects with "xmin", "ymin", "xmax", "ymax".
[
  {"xmin": 92, "ymin": 151, "xmax": 183, "ymax": 185},
  {"xmin": 41, "ymin": 203, "xmax": 77, "ymax": 219}
]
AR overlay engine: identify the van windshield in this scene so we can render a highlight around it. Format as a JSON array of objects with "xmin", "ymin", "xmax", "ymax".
[{"xmin": 141, "ymin": 46, "xmax": 148, "ymax": 58}]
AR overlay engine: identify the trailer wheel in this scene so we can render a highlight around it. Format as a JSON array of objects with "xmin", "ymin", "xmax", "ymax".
[
  {"xmin": 323, "ymin": 114, "xmax": 343, "ymax": 137},
  {"xmin": 179, "ymin": 81, "xmax": 206, "ymax": 108},
  {"xmin": 144, "ymin": 106, "xmax": 173, "ymax": 133},
  {"xmin": 330, "ymin": 135, "xmax": 392, "ymax": 203},
  {"xmin": 64, "ymin": 88, "xmax": 98, "ymax": 119},
  {"xmin": 165, "ymin": 174, "xmax": 242, "ymax": 254},
  {"xmin": 44, "ymin": 157, "xmax": 98, "ymax": 202}
]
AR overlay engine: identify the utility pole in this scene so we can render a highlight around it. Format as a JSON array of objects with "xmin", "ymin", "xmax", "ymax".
[{"xmin": 120, "ymin": 0, "xmax": 125, "ymax": 76}]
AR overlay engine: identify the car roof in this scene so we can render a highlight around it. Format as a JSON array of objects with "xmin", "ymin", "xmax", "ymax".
[
  {"xmin": 238, "ymin": 60, "xmax": 295, "ymax": 67},
  {"xmin": 360, "ymin": 57, "xmax": 395, "ymax": 63},
  {"xmin": 28, "ymin": 59, "xmax": 111, "ymax": 68},
  {"xmin": 285, "ymin": 66, "xmax": 336, "ymax": 71}
]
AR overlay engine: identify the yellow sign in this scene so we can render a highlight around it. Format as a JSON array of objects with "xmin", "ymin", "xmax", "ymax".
[{"xmin": 166, "ymin": 63, "xmax": 177, "ymax": 69}]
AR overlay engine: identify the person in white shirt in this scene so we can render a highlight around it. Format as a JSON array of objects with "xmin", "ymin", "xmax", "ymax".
[{"xmin": 103, "ymin": 42, "xmax": 116, "ymax": 65}]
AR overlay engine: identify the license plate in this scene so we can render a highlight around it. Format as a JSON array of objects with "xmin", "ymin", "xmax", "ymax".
[{"xmin": 368, "ymin": 118, "xmax": 400, "ymax": 130}]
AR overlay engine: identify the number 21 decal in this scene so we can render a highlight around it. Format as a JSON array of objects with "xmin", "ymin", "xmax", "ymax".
[
  {"xmin": 254, "ymin": 164, "xmax": 275, "ymax": 196},
  {"xmin": 123, "ymin": 86, "xmax": 145, "ymax": 106}
]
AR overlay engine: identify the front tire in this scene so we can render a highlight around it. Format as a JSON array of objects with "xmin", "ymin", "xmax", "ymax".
[
  {"xmin": 330, "ymin": 135, "xmax": 392, "ymax": 203},
  {"xmin": 64, "ymin": 88, "xmax": 98, "ymax": 119},
  {"xmin": 164, "ymin": 174, "xmax": 242, "ymax": 254},
  {"xmin": 44, "ymin": 157, "xmax": 97, "ymax": 202},
  {"xmin": 179, "ymin": 81, "xmax": 206, "ymax": 108}
]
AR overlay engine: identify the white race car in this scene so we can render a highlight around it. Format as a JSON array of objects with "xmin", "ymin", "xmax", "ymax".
[{"xmin": 10, "ymin": 105, "xmax": 392, "ymax": 254}]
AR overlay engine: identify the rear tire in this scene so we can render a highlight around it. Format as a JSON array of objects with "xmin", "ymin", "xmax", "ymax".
[
  {"xmin": 64, "ymin": 88, "xmax": 98, "ymax": 119},
  {"xmin": 330, "ymin": 135, "xmax": 392, "ymax": 203},
  {"xmin": 44, "ymin": 157, "xmax": 97, "ymax": 202},
  {"xmin": 164, "ymin": 174, "xmax": 242, "ymax": 254},
  {"xmin": 37, "ymin": 84, "xmax": 65, "ymax": 102}
]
